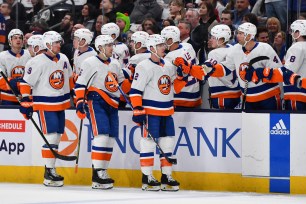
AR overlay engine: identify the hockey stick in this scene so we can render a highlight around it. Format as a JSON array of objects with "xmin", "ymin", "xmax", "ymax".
[
  {"xmin": 241, "ymin": 56, "xmax": 270, "ymax": 110},
  {"xmin": 107, "ymin": 72, "xmax": 177, "ymax": 165},
  {"xmin": 75, "ymin": 71, "xmax": 97, "ymax": 173},
  {"xmin": 0, "ymin": 71, "xmax": 77, "ymax": 161}
]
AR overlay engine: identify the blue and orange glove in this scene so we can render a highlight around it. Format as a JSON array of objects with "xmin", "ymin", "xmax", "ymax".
[
  {"xmin": 76, "ymin": 99, "xmax": 88, "ymax": 119},
  {"xmin": 173, "ymin": 57, "xmax": 191, "ymax": 75},
  {"xmin": 19, "ymin": 97, "xmax": 33, "ymax": 120},
  {"xmin": 239, "ymin": 63, "xmax": 259, "ymax": 83},
  {"xmin": 128, "ymin": 64, "xmax": 136, "ymax": 81},
  {"xmin": 8, "ymin": 77, "xmax": 22, "ymax": 95},
  {"xmin": 132, "ymin": 106, "xmax": 146, "ymax": 126},
  {"xmin": 176, "ymin": 66, "xmax": 189, "ymax": 82}
]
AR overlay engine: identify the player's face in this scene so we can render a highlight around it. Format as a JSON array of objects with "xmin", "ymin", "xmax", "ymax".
[
  {"xmin": 73, "ymin": 37, "xmax": 85, "ymax": 49},
  {"xmin": 208, "ymin": 36, "xmax": 218, "ymax": 49},
  {"xmin": 103, "ymin": 43, "xmax": 113, "ymax": 58},
  {"xmin": 156, "ymin": 43, "xmax": 166, "ymax": 57},
  {"xmin": 10, "ymin": 35, "xmax": 23, "ymax": 49},
  {"xmin": 27, "ymin": 45, "xmax": 35, "ymax": 57},
  {"xmin": 236, "ymin": 31, "xmax": 247, "ymax": 45},
  {"xmin": 50, "ymin": 41, "xmax": 62, "ymax": 54}
]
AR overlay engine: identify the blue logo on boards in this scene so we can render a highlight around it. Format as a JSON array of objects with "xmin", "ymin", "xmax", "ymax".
[{"xmin": 270, "ymin": 114, "xmax": 290, "ymax": 135}]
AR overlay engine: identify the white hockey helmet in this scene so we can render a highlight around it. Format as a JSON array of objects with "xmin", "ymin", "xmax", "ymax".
[
  {"xmin": 131, "ymin": 31, "xmax": 149, "ymax": 48},
  {"xmin": 74, "ymin": 28, "xmax": 93, "ymax": 45},
  {"xmin": 210, "ymin": 24, "xmax": 231, "ymax": 42},
  {"xmin": 290, "ymin": 20, "xmax": 306, "ymax": 38},
  {"xmin": 146, "ymin": 34, "xmax": 165, "ymax": 52},
  {"xmin": 43, "ymin": 31, "xmax": 63, "ymax": 48},
  {"xmin": 8, "ymin": 29, "xmax": 23, "ymax": 43},
  {"xmin": 161, "ymin": 26, "xmax": 180, "ymax": 43},
  {"xmin": 237, "ymin": 22, "xmax": 257, "ymax": 39},
  {"xmin": 95, "ymin": 34, "xmax": 114, "ymax": 52},
  {"xmin": 101, "ymin": 23, "xmax": 120, "ymax": 40},
  {"xmin": 27, "ymin": 35, "xmax": 45, "ymax": 52}
]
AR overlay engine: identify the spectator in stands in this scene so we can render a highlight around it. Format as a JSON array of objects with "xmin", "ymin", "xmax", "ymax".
[
  {"xmin": 0, "ymin": 11, "xmax": 5, "ymax": 52},
  {"xmin": 130, "ymin": 0, "xmax": 163, "ymax": 24},
  {"xmin": 221, "ymin": 9, "xmax": 235, "ymax": 37},
  {"xmin": 116, "ymin": 12, "xmax": 131, "ymax": 43},
  {"xmin": 100, "ymin": 0, "xmax": 116, "ymax": 23},
  {"xmin": 0, "ymin": 2, "xmax": 14, "ymax": 50},
  {"xmin": 78, "ymin": 3, "xmax": 97, "ymax": 30},
  {"xmin": 232, "ymin": 0, "xmax": 250, "ymax": 29},
  {"xmin": 59, "ymin": 13, "xmax": 74, "ymax": 44},
  {"xmin": 141, "ymin": 17, "xmax": 160, "ymax": 33},
  {"xmin": 178, "ymin": 20, "xmax": 199, "ymax": 52},
  {"xmin": 300, "ymin": 13, "xmax": 306, "ymax": 20},
  {"xmin": 273, "ymin": 31, "xmax": 286, "ymax": 64},
  {"xmin": 210, "ymin": 0, "xmax": 225, "ymax": 18},
  {"xmin": 266, "ymin": 17, "xmax": 281, "ymax": 45},
  {"xmin": 251, "ymin": 0, "xmax": 266, "ymax": 27},
  {"xmin": 114, "ymin": 0, "xmax": 135, "ymax": 15},
  {"xmin": 242, "ymin": 13, "xmax": 258, "ymax": 27},
  {"xmin": 6, "ymin": 0, "xmax": 27, "ymax": 32},
  {"xmin": 265, "ymin": 0, "xmax": 287, "ymax": 31},
  {"xmin": 92, "ymin": 15, "xmax": 109, "ymax": 41},
  {"xmin": 27, "ymin": 0, "xmax": 45, "ymax": 22},
  {"xmin": 199, "ymin": 1, "xmax": 219, "ymax": 32},
  {"xmin": 256, "ymin": 26, "xmax": 269, "ymax": 44},
  {"xmin": 185, "ymin": 8, "xmax": 204, "ymax": 54},
  {"xmin": 168, "ymin": 0, "xmax": 185, "ymax": 25},
  {"xmin": 24, "ymin": 32, "xmax": 33, "ymax": 49},
  {"xmin": 162, "ymin": 19, "xmax": 175, "ymax": 29},
  {"xmin": 29, "ymin": 19, "xmax": 49, "ymax": 34}
]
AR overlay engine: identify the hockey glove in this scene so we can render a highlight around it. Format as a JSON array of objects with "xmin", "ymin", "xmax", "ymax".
[
  {"xmin": 173, "ymin": 57, "xmax": 190, "ymax": 75},
  {"xmin": 176, "ymin": 66, "xmax": 189, "ymax": 82},
  {"xmin": 76, "ymin": 99, "xmax": 88, "ymax": 119},
  {"xmin": 8, "ymin": 77, "xmax": 22, "ymax": 95},
  {"xmin": 132, "ymin": 106, "xmax": 146, "ymax": 126},
  {"xmin": 19, "ymin": 97, "xmax": 33, "ymax": 120},
  {"xmin": 239, "ymin": 63, "xmax": 259, "ymax": 83}
]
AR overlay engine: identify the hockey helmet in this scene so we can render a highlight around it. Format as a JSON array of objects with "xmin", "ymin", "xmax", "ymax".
[
  {"xmin": 74, "ymin": 28, "xmax": 93, "ymax": 45},
  {"xmin": 101, "ymin": 23, "xmax": 120, "ymax": 40},
  {"xmin": 146, "ymin": 34, "xmax": 165, "ymax": 52},
  {"xmin": 161, "ymin": 26, "xmax": 180, "ymax": 43},
  {"xmin": 131, "ymin": 31, "xmax": 149, "ymax": 48},
  {"xmin": 210, "ymin": 24, "xmax": 231, "ymax": 42},
  {"xmin": 8, "ymin": 29, "xmax": 24, "ymax": 43},
  {"xmin": 290, "ymin": 20, "xmax": 306, "ymax": 37},
  {"xmin": 95, "ymin": 34, "xmax": 114, "ymax": 52},
  {"xmin": 237, "ymin": 22, "xmax": 257, "ymax": 39},
  {"xmin": 42, "ymin": 31, "xmax": 63, "ymax": 48},
  {"xmin": 27, "ymin": 35, "xmax": 45, "ymax": 52}
]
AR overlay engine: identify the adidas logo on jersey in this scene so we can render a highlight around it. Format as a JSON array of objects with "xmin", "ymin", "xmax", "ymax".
[{"xmin": 270, "ymin": 119, "xmax": 290, "ymax": 135}]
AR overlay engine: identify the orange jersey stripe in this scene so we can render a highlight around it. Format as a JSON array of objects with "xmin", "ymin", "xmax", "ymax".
[
  {"xmin": 140, "ymin": 158, "xmax": 154, "ymax": 166},
  {"xmin": 174, "ymin": 99, "xmax": 202, "ymax": 107},
  {"xmin": 91, "ymin": 152, "xmax": 112, "ymax": 161},
  {"xmin": 130, "ymin": 95, "xmax": 142, "ymax": 107},
  {"xmin": 160, "ymin": 158, "xmax": 172, "ymax": 167},
  {"xmin": 284, "ymin": 95, "xmax": 306, "ymax": 102},
  {"xmin": 88, "ymin": 87, "xmax": 118, "ymax": 108},
  {"xmin": 88, "ymin": 101, "xmax": 98, "ymax": 136},
  {"xmin": 41, "ymin": 150, "xmax": 56, "ymax": 158},
  {"xmin": 38, "ymin": 110, "xmax": 47, "ymax": 134},
  {"xmin": 33, "ymin": 101, "xmax": 70, "ymax": 111},
  {"xmin": 145, "ymin": 107, "xmax": 174, "ymax": 116},
  {"xmin": 245, "ymin": 87, "xmax": 280, "ymax": 102},
  {"xmin": 210, "ymin": 91, "xmax": 241, "ymax": 99},
  {"xmin": 0, "ymin": 93, "xmax": 18, "ymax": 102}
]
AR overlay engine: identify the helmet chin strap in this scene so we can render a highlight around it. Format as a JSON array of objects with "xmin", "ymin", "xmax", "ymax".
[
  {"xmin": 216, "ymin": 38, "xmax": 226, "ymax": 48},
  {"xmin": 243, "ymin": 34, "xmax": 252, "ymax": 47},
  {"xmin": 47, "ymin": 44, "xmax": 56, "ymax": 56},
  {"xmin": 99, "ymin": 46, "xmax": 108, "ymax": 59}
]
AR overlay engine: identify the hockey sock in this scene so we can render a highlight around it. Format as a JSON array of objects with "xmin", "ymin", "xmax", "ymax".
[
  {"xmin": 92, "ymin": 134, "xmax": 114, "ymax": 169},
  {"xmin": 140, "ymin": 137, "xmax": 156, "ymax": 175},
  {"xmin": 158, "ymin": 136, "xmax": 174, "ymax": 175},
  {"xmin": 42, "ymin": 133, "xmax": 61, "ymax": 168}
]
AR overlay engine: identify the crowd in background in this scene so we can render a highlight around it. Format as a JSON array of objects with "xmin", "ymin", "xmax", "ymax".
[{"xmin": 0, "ymin": 0, "xmax": 305, "ymax": 110}]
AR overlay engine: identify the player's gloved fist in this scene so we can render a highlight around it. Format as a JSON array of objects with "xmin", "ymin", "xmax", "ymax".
[
  {"xmin": 132, "ymin": 106, "xmax": 146, "ymax": 126},
  {"xmin": 173, "ymin": 57, "xmax": 190, "ymax": 74},
  {"xmin": 19, "ymin": 97, "xmax": 33, "ymax": 120},
  {"xmin": 239, "ymin": 63, "xmax": 258, "ymax": 83},
  {"xmin": 76, "ymin": 99, "xmax": 88, "ymax": 119},
  {"xmin": 128, "ymin": 64, "xmax": 137, "ymax": 81},
  {"xmin": 8, "ymin": 77, "xmax": 22, "ymax": 95},
  {"xmin": 176, "ymin": 66, "xmax": 189, "ymax": 82}
]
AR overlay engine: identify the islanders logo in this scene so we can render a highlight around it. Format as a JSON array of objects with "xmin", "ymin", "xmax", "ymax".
[
  {"xmin": 11, "ymin": 66, "xmax": 25, "ymax": 78},
  {"xmin": 49, "ymin": 70, "xmax": 64, "ymax": 89},
  {"xmin": 158, "ymin": 75, "xmax": 171, "ymax": 95},
  {"xmin": 105, "ymin": 73, "xmax": 118, "ymax": 92}
]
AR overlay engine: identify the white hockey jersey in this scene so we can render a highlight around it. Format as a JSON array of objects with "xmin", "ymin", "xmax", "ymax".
[
  {"xmin": 130, "ymin": 58, "xmax": 177, "ymax": 116},
  {"xmin": 73, "ymin": 47, "xmax": 97, "ymax": 75},
  {"xmin": 122, "ymin": 51, "xmax": 151, "ymax": 78},
  {"xmin": 21, "ymin": 53, "xmax": 73, "ymax": 111},
  {"xmin": 164, "ymin": 43, "xmax": 201, "ymax": 107},
  {"xmin": 75, "ymin": 56, "xmax": 125, "ymax": 108},
  {"xmin": 113, "ymin": 42, "xmax": 130, "ymax": 69},
  {"xmin": 207, "ymin": 44, "xmax": 241, "ymax": 99},
  {"xmin": 0, "ymin": 49, "xmax": 32, "ymax": 102},
  {"xmin": 223, "ymin": 42, "xmax": 282, "ymax": 102},
  {"xmin": 283, "ymin": 41, "xmax": 306, "ymax": 102}
]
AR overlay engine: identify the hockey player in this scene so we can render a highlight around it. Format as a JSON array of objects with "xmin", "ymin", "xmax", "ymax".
[
  {"xmin": 0, "ymin": 29, "xmax": 31, "ymax": 105},
  {"xmin": 206, "ymin": 24, "xmax": 241, "ymax": 109},
  {"xmin": 130, "ymin": 34, "xmax": 186, "ymax": 191},
  {"xmin": 19, "ymin": 31, "xmax": 74, "ymax": 187},
  {"xmin": 239, "ymin": 20, "xmax": 306, "ymax": 108},
  {"xmin": 72, "ymin": 28, "xmax": 96, "ymax": 76},
  {"xmin": 101, "ymin": 23, "xmax": 130, "ymax": 68},
  {"xmin": 27, "ymin": 35, "xmax": 47, "ymax": 57},
  {"xmin": 74, "ymin": 35, "xmax": 130, "ymax": 189},
  {"xmin": 174, "ymin": 22, "xmax": 283, "ymax": 110},
  {"xmin": 161, "ymin": 25, "xmax": 201, "ymax": 108}
]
